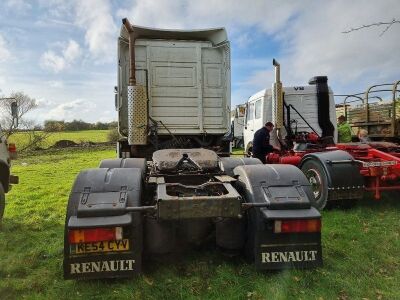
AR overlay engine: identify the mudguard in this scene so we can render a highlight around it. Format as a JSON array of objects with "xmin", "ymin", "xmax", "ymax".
[
  {"xmin": 233, "ymin": 164, "xmax": 322, "ymax": 270},
  {"xmin": 300, "ymin": 150, "xmax": 364, "ymax": 201},
  {"xmin": 63, "ymin": 168, "xmax": 143, "ymax": 279}
]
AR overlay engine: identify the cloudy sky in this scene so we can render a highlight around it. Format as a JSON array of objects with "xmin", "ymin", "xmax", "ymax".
[{"xmin": 0, "ymin": 0, "xmax": 399, "ymax": 124}]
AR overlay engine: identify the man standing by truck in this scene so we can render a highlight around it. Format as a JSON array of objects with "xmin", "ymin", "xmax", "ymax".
[
  {"xmin": 252, "ymin": 122, "xmax": 275, "ymax": 163},
  {"xmin": 337, "ymin": 115, "xmax": 352, "ymax": 143}
]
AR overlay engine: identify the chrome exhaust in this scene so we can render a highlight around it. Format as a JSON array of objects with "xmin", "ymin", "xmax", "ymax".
[{"xmin": 122, "ymin": 18, "xmax": 147, "ymax": 146}]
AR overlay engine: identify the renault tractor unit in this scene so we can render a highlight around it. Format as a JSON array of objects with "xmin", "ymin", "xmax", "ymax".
[{"xmin": 63, "ymin": 20, "xmax": 323, "ymax": 279}]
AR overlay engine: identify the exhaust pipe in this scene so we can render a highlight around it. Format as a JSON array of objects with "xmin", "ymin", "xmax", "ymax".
[
  {"xmin": 273, "ymin": 58, "xmax": 280, "ymax": 84},
  {"xmin": 271, "ymin": 59, "xmax": 285, "ymax": 150},
  {"xmin": 122, "ymin": 18, "xmax": 136, "ymax": 86},
  {"xmin": 122, "ymin": 18, "xmax": 147, "ymax": 146},
  {"xmin": 272, "ymin": 59, "xmax": 283, "ymax": 130}
]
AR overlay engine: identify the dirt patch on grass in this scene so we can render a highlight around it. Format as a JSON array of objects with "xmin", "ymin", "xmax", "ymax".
[
  {"xmin": 52, "ymin": 140, "xmax": 78, "ymax": 148},
  {"xmin": 50, "ymin": 140, "xmax": 113, "ymax": 149}
]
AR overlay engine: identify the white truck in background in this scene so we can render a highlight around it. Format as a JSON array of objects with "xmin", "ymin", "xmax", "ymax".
[
  {"xmin": 243, "ymin": 76, "xmax": 337, "ymax": 156},
  {"xmin": 231, "ymin": 104, "xmax": 245, "ymax": 148}
]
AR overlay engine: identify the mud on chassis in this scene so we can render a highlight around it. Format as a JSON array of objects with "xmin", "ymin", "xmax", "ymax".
[{"xmin": 64, "ymin": 149, "xmax": 322, "ymax": 279}]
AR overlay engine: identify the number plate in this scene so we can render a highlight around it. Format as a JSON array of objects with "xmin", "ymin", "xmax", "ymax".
[
  {"xmin": 362, "ymin": 160, "xmax": 397, "ymax": 167},
  {"xmin": 70, "ymin": 239, "xmax": 130, "ymax": 254}
]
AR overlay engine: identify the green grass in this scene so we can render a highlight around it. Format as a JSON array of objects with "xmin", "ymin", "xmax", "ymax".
[
  {"xmin": 8, "ymin": 130, "xmax": 110, "ymax": 150},
  {"xmin": 0, "ymin": 148, "xmax": 399, "ymax": 299}
]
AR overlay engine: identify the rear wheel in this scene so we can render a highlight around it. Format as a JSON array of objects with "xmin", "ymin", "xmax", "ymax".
[
  {"xmin": 301, "ymin": 160, "xmax": 329, "ymax": 210},
  {"xmin": 0, "ymin": 183, "xmax": 6, "ymax": 223}
]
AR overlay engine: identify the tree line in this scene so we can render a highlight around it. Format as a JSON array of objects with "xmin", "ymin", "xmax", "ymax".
[
  {"xmin": 1, "ymin": 91, "xmax": 117, "ymax": 135},
  {"xmin": 41, "ymin": 120, "xmax": 117, "ymax": 132}
]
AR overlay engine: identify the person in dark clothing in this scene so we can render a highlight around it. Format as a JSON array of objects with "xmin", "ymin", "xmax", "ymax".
[{"xmin": 252, "ymin": 122, "xmax": 275, "ymax": 163}]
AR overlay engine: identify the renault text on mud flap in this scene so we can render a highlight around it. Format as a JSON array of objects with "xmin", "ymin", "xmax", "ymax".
[
  {"xmin": 70, "ymin": 259, "xmax": 135, "ymax": 274},
  {"xmin": 261, "ymin": 250, "xmax": 318, "ymax": 263}
]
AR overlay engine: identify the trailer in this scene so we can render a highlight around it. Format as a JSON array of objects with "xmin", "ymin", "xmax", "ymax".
[
  {"xmin": 244, "ymin": 60, "xmax": 400, "ymax": 210},
  {"xmin": 63, "ymin": 19, "xmax": 323, "ymax": 279},
  {"xmin": 335, "ymin": 81, "xmax": 400, "ymax": 141}
]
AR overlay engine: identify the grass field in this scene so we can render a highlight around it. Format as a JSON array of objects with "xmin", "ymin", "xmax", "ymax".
[
  {"xmin": 8, "ymin": 130, "xmax": 110, "ymax": 150},
  {"xmin": 0, "ymin": 148, "xmax": 399, "ymax": 299}
]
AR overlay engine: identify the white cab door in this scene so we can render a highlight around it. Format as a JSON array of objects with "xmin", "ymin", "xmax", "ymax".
[{"xmin": 243, "ymin": 101, "xmax": 255, "ymax": 151}]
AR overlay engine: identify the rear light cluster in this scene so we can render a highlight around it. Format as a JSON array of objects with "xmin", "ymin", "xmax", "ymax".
[
  {"xmin": 68, "ymin": 227, "xmax": 123, "ymax": 244},
  {"xmin": 274, "ymin": 219, "xmax": 321, "ymax": 233},
  {"xmin": 8, "ymin": 143, "xmax": 17, "ymax": 160}
]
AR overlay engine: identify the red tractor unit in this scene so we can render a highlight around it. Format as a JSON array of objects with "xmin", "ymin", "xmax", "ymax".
[{"xmin": 246, "ymin": 60, "xmax": 400, "ymax": 210}]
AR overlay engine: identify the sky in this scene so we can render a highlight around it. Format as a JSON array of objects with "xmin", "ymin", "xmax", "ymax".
[{"xmin": 0, "ymin": 0, "xmax": 399, "ymax": 125}]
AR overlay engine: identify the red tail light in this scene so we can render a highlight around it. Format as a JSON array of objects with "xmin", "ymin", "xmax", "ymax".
[
  {"xmin": 274, "ymin": 219, "xmax": 321, "ymax": 233},
  {"xmin": 68, "ymin": 227, "xmax": 123, "ymax": 244},
  {"xmin": 8, "ymin": 143, "xmax": 17, "ymax": 160},
  {"xmin": 8, "ymin": 143, "xmax": 16, "ymax": 152}
]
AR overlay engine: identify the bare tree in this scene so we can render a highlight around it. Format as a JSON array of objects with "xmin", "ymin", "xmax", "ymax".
[
  {"xmin": 0, "ymin": 91, "xmax": 52, "ymax": 152},
  {"xmin": 343, "ymin": 18, "xmax": 400, "ymax": 36},
  {"xmin": 0, "ymin": 91, "xmax": 37, "ymax": 137},
  {"xmin": 17, "ymin": 120, "xmax": 52, "ymax": 152}
]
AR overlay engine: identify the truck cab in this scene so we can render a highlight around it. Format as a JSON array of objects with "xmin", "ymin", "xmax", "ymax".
[
  {"xmin": 0, "ymin": 102, "xmax": 19, "ymax": 221},
  {"xmin": 243, "ymin": 79, "xmax": 337, "ymax": 156},
  {"xmin": 116, "ymin": 23, "xmax": 231, "ymax": 158}
]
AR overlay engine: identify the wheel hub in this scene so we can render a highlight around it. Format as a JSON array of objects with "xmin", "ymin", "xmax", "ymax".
[{"xmin": 305, "ymin": 169, "xmax": 323, "ymax": 200}]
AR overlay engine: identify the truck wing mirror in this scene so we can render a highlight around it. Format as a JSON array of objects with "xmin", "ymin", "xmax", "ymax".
[
  {"xmin": 114, "ymin": 86, "xmax": 118, "ymax": 110},
  {"xmin": 11, "ymin": 101, "xmax": 18, "ymax": 118},
  {"xmin": 11, "ymin": 101, "xmax": 18, "ymax": 127}
]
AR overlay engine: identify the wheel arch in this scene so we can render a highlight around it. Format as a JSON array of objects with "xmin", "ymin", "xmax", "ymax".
[{"xmin": 299, "ymin": 150, "xmax": 364, "ymax": 202}]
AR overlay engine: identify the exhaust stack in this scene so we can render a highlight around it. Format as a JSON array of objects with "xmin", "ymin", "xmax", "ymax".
[
  {"xmin": 122, "ymin": 18, "xmax": 148, "ymax": 146},
  {"xmin": 272, "ymin": 59, "xmax": 283, "ymax": 130}
]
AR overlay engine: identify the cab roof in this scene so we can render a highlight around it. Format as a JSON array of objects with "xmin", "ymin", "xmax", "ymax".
[{"xmin": 120, "ymin": 22, "xmax": 228, "ymax": 46}]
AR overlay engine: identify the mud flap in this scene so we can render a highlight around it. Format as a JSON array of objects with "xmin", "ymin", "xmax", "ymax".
[
  {"xmin": 233, "ymin": 164, "xmax": 322, "ymax": 270},
  {"xmin": 254, "ymin": 209, "xmax": 322, "ymax": 270},
  {"xmin": 63, "ymin": 168, "xmax": 143, "ymax": 279}
]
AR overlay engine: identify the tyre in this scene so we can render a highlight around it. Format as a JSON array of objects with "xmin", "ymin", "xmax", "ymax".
[
  {"xmin": 245, "ymin": 143, "xmax": 253, "ymax": 158},
  {"xmin": 301, "ymin": 160, "xmax": 329, "ymax": 210},
  {"xmin": 244, "ymin": 208, "xmax": 257, "ymax": 262},
  {"xmin": 0, "ymin": 183, "xmax": 5, "ymax": 223}
]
